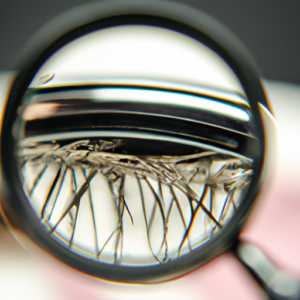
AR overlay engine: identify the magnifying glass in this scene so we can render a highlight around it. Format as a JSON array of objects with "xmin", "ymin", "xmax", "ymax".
[{"xmin": 0, "ymin": 1, "xmax": 298, "ymax": 299}]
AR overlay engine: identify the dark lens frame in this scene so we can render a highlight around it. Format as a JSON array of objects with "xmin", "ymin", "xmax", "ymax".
[{"xmin": 0, "ymin": 0, "xmax": 269, "ymax": 283}]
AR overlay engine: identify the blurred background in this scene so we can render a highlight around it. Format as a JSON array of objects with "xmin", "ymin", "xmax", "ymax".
[
  {"xmin": 0, "ymin": 1, "xmax": 300, "ymax": 299},
  {"xmin": 1, "ymin": 0, "xmax": 300, "ymax": 84}
]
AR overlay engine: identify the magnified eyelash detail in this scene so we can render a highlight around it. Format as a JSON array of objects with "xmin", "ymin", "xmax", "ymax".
[
  {"xmin": 0, "ymin": 4, "xmax": 273, "ymax": 285},
  {"xmin": 19, "ymin": 138, "xmax": 253, "ymax": 266}
]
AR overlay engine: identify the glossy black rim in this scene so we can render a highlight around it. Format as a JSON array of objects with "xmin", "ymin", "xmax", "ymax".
[{"xmin": 1, "ymin": 0, "xmax": 267, "ymax": 283}]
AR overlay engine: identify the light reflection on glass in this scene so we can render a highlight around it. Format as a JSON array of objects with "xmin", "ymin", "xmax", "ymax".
[{"xmin": 14, "ymin": 25, "xmax": 255, "ymax": 268}]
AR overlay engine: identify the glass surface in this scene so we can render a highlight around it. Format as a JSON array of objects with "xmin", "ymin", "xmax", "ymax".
[{"xmin": 14, "ymin": 25, "xmax": 255, "ymax": 267}]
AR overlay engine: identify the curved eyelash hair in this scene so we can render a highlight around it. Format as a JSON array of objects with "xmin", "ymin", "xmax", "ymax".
[{"xmin": 19, "ymin": 139, "xmax": 253, "ymax": 265}]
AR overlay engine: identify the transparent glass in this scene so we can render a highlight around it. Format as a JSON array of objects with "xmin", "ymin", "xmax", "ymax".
[{"xmin": 14, "ymin": 25, "xmax": 255, "ymax": 267}]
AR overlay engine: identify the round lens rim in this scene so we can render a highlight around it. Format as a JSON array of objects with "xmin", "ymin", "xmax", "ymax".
[{"xmin": 1, "ymin": 0, "xmax": 268, "ymax": 283}]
